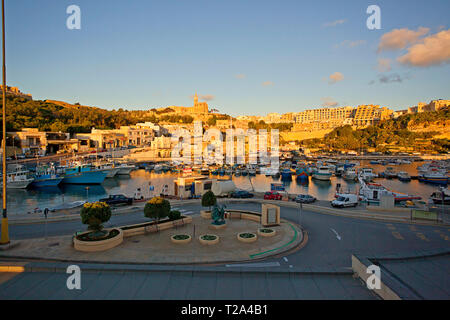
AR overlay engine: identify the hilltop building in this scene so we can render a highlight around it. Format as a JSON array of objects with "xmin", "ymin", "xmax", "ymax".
[
  {"xmin": 0, "ymin": 85, "xmax": 32, "ymax": 100},
  {"xmin": 163, "ymin": 93, "xmax": 209, "ymax": 115}
]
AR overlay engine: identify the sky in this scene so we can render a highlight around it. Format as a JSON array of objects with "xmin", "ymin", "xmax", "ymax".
[{"xmin": 5, "ymin": 0, "xmax": 450, "ymax": 116}]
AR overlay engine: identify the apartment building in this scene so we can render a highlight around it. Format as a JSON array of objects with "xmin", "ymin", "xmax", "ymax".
[{"xmin": 11, "ymin": 128, "xmax": 78, "ymax": 155}]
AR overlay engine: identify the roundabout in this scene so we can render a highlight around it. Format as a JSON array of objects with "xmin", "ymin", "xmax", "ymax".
[{"xmin": 0, "ymin": 209, "xmax": 303, "ymax": 265}]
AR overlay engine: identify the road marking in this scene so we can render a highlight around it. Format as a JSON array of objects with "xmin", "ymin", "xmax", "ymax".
[
  {"xmin": 183, "ymin": 211, "xmax": 194, "ymax": 215},
  {"xmin": 416, "ymin": 233, "xmax": 429, "ymax": 242},
  {"xmin": 225, "ymin": 262, "xmax": 280, "ymax": 268},
  {"xmin": 392, "ymin": 231, "xmax": 404, "ymax": 240},
  {"xmin": 283, "ymin": 257, "xmax": 288, "ymax": 262},
  {"xmin": 330, "ymin": 228, "xmax": 342, "ymax": 240}
]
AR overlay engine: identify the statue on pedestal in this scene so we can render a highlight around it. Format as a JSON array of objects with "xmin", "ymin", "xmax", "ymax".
[{"xmin": 211, "ymin": 203, "xmax": 226, "ymax": 226}]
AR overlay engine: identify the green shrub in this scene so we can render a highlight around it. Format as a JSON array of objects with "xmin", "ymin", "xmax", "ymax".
[
  {"xmin": 144, "ymin": 196, "xmax": 171, "ymax": 222},
  {"xmin": 201, "ymin": 191, "xmax": 217, "ymax": 209},
  {"xmin": 168, "ymin": 210, "xmax": 181, "ymax": 221},
  {"xmin": 80, "ymin": 202, "xmax": 111, "ymax": 231}
]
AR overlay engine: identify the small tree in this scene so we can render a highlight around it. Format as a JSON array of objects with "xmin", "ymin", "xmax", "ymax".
[
  {"xmin": 80, "ymin": 202, "xmax": 111, "ymax": 232},
  {"xmin": 168, "ymin": 210, "xmax": 181, "ymax": 221},
  {"xmin": 201, "ymin": 191, "xmax": 217, "ymax": 211},
  {"xmin": 144, "ymin": 196, "xmax": 171, "ymax": 223}
]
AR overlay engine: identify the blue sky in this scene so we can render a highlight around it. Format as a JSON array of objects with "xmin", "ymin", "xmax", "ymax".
[{"xmin": 5, "ymin": 0, "xmax": 450, "ymax": 116}]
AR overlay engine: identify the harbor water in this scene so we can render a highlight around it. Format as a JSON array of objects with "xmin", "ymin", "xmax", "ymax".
[{"xmin": 1, "ymin": 161, "xmax": 446, "ymax": 215}]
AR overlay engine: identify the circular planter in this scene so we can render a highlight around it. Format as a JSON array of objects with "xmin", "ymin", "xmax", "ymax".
[
  {"xmin": 200, "ymin": 210, "xmax": 211, "ymax": 219},
  {"xmin": 237, "ymin": 232, "xmax": 258, "ymax": 243},
  {"xmin": 73, "ymin": 228, "xmax": 123, "ymax": 252},
  {"xmin": 171, "ymin": 234, "xmax": 192, "ymax": 244},
  {"xmin": 257, "ymin": 228, "xmax": 277, "ymax": 238},
  {"xmin": 199, "ymin": 234, "xmax": 219, "ymax": 245}
]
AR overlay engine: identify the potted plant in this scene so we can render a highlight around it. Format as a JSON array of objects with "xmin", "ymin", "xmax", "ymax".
[
  {"xmin": 199, "ymin": 234, "xmax": 219, "ymax": 245},
  {"xmin": 201, "ymin": 191, "xmax": 217, "ymax": 218},
  {"xmin": 80, "ymin": 201, "xmax": 112, "ymax": 239},
  {"xmin": 170, "ymin": 234, "xmax": 192, "ymax": 244},
  {"xmin": 237, "ymin": 232, "xmax": 257, "ymax": 243},
  {"xmin": 144, "ymin": 196, "xmax": 171, "ymax": 223},
  {"xmin": 257, "ymin": 228, "xmax": 276, "ymax": 237}
]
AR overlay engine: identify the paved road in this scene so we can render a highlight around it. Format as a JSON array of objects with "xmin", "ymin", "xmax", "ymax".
[{"xmin": 1, "ymin": 200, "xmax": 449, "ymax": 299}]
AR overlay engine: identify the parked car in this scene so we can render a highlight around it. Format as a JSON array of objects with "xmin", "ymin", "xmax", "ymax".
[
  {"xmin": 230, "ymin": 190, "xmax": 254, "ymax": 198},
  {"xmin": 99, "ymin": 194, "xmax": 133, "ymax": 206},
  {"xmin": 264, "ymin": 191, "xmax": 282, "ymax": 200},
  {"xmin": 331, "ymin": 194, "xmax": 358, "ymax": 208},
  {"xmin": 294, "ymin": 194, "xmax": 316, "ymax": 203}
]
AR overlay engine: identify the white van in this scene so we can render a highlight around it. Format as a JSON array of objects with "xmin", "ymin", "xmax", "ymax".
[{"xmin": 331, "ymin": 194, "xmax": 359, "ymax": 208}]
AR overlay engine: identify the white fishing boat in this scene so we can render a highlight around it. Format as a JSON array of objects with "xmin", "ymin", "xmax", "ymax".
[
  {"xmin": 4, "ymin": 164, "xmax": 34, "ymax": 189},
  {"xmin": 116, "ymin": 163, "xmax": 136, "ymax": 175},
  {"xmin": 359, "ymin": 168, "xmax": 377, "ymax": 182},
  {"xmin": 429, "ymin": 188, "xmax": 450, "ymax": 205},
  {"xmin": 312, "ymin": 166, "xmax": 332, "ymax": 181},
  {"xmin": 343, "ymin": 168, "xmax": 357, "ymax": 181},
  {"xmin": 94, "ymin": 162, "xmax": 119, "ymax": 178},
  {"xmin": 397, "ymin": 171, "xmax": 411, "ymax": 182},
  {"xmin": 358, "ymin": 177, "xmax": 421, "ymax": 203}
]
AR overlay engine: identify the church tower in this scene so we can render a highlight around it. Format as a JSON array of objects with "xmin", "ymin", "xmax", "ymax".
[{"xmin": 194, "ymin": 93, "xmax": 198, "ymax": 106}]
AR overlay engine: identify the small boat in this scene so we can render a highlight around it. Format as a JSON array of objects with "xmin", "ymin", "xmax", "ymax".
[
  {"xmin": 359, "ymin": 168, "xmax": 377, "ymax": 182},
  {"xmin": 234, "ymin": 169, "xmax": 241, "ymax": 177},
  {"xmin": 335, "ymin": 166, "xmax": 345, "ymax": 177},
  {"xmin": 241, "ymin": 169, "xmax": 248, "ymax": 177},
  {"xmin": 32, "ymin": 164, "xmax": 63, "ymax": 187},
  {"xmin": 343, "ymin": 168, "xmax": 357, "ymax": 181},
  {"xmin": 359, "ymin": 177, "xmax": 421, "ymax": 203},
  {"xmin": 419, "ymin": 171, "xmax": 448, "ymax": 185},
  {"xmin": 248, "ymin": 167, "xmax": 256, "ymax": 176},
  {"xmin": 384, "ymin": 167, "xmax": 397, "ymax": 179},
  {"xmin": 200, "ymin": 167, "xmax": 210, "ymax": 175},
  {"xmin": 218, "ymin": 168, "xmax": 225, "ymax": 176},
  {"xmin": 397, "ymin": 171, "xmax": 411, "ymax": 182},
  {"xmin": 211, "ymin": 169, "xmax": 219, "ymax": 176},
  {"xmin": 430, "ymin": 188, "xmax": 450, "ymax": 205},
  {"xmin": 4, "ymin": 164, "xmax": 34, "ymax": 189},
  {"xmin": 312, "ymin": 166, "xmax": 332, "ymax": 181},
  {"xmin": 295, "ymin": 166, "xmax": 309, "ymax": 181},
  {"xmin": 116, "ymin": 163, "xmax": 136, "ymax": 175},
  {"xmin": 281, "ymin": 168, "xmax": 293, "ymax": 181},
  {"xmin": 370, "ymin": 160, "xmax": 382, "ymax": 165}
]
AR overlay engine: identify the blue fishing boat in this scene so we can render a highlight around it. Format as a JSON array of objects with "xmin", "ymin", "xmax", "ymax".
[
  {"xmin": 61, "ymin": 164, "xmax": 108, "ymax": 184},
  {"xmin": 32, "ymin": 164, "xmax": 63, "ymax": 187},
  {"xmin": 281, "ymin": 168, "xmax": 293, "ymax": 181},
  {"xmin": 295, "ymin": 167, "xmax": 309, "ymax": 181}
]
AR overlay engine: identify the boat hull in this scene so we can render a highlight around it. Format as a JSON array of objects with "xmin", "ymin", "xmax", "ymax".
[
  {"xmin": 106, "ymin": 168, "xmax": 120, "ymax": 178},
  {"xmin": 7, "ymin": 179, "xmax": 34, "ymax": 189},
  {"xmin": 312, "ymin": 173, "xmax": 332, "ymax": 181},
  {"xmin": 62, "ymin": 171, "xmax": 108, "ymax": 184},
  {"xmin": 31, "ymin": 177, "xmax": 63, "ymax": 187}
]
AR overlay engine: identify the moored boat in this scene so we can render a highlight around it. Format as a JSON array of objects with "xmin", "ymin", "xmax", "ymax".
[{"xmin": 312, "ymin": 166, "xmax": 332, "ymax": 181}]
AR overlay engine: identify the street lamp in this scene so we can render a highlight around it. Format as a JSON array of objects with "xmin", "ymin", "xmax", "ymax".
[{"xmin": 0, "ymin": 0, "xmax": 9, "ymax": 245}]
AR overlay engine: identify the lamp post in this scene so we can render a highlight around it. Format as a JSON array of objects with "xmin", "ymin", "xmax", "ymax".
[{"xmin": 0, "ymin": 0, "xmax": 9, "ymax": 245}]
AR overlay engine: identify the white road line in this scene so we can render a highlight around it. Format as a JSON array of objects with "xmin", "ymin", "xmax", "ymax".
[
  {"xmin": 183, "ymin": 211, "xmax": 194, "ymax": 215},
  {"xmin": 283, "ymin": 257, "xmax": 288, "ymax": 262},
  {"xmin": 330, "ymin": 228, "xmax": 342, "ymax": 241},
  {"xmin": 225, "ymin": 262, "xmax": 281, "ymax": 268}
]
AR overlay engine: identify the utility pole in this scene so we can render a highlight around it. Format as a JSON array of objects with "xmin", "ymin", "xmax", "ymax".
[{"xmin": 0, "ymin": 0, "xmax": 9, "ymax": 245}]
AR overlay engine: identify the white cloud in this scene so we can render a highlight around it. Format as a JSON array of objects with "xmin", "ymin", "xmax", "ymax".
[
  {"xmin": 323, "ymin": 19, "xmax": 346, "ymax": 28},
  {"xmin": 377, "ymin": 27, "xmax": 429, "ymax": 52},
  {"xmin": 328, "ymin": 72, "xmax": 344, "ymax": 84},
  {"xmin": 397, "ymin": 29, "xmax": 450, "ymax": 67}
]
